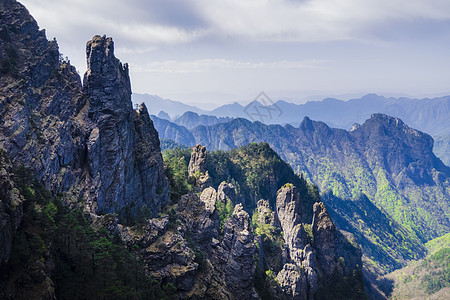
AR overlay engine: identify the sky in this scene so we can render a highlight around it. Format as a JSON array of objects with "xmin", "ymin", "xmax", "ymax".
[{"xmin": 20, "ymin": 0, "xmax": 450, "ymax": 109}]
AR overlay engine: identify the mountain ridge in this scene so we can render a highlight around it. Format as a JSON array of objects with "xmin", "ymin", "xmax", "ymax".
[
  {"xmin": 152, "ymin": 112, "xmax": 450, "ymax": 274},
  {"xmin": 137, "ymin": 93, "xmax": 450, "ymax": 164}
]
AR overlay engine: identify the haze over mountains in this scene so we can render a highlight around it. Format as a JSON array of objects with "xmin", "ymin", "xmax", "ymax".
[{"xmin": 135, "ymin": 93, "xmax": 450, "ymax": 166}]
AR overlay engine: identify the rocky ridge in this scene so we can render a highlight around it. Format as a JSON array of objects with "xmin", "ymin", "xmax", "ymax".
[{"xmin": 0, "ymin": 0, "xmax": 168, "ymax": 265}]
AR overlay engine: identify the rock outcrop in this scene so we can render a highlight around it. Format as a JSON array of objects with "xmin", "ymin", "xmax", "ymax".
[
  {"xmin": 83, "ymin": 35, "xmax": 168, "ymax": 218},
  {"xmin": 275, "ymin": 263, "xmax": 308, "ymax": 300},
  {"xmin": 275, "ymin": 184, "xmax": 318, "ymax": 299},
  {"xmin": 188, "ymin": 144, "xmax": 211, "ymax": 189},
  {"xmin": 276, "ymin": 184, "xmax": 306, "ymax": 254},
  {"xmin": 221, "ymin": 204, "xmax": 256, "ymax": 297},
  {"xmin": 217, "ymin": 181, "xmax": 238, "ymax": 205},
  {"xmin": 311, "ymin": 202, "xmax": 337, "ymax": 276},
  {"xmin": 0, "ymin": 0, "xmax": 168, "ymax": 264},
  {"xmin": 177, "ymin": 189, "xmax": 219, "ymax": 244}
]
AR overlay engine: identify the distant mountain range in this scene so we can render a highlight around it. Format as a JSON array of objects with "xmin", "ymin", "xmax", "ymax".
[
  {"xmin": 151, "ymin": 112, "xmax": 450, "ymax": 283},
  {"xmin": 135, "ymin": 93, "xmax": 450, "ymax": 165}
]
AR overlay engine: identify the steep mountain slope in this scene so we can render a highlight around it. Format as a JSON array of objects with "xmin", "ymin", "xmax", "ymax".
[
  {"xmin": 383, "ymin": 233, "xmax": 450, "ymax": 299},
  {"xmin": 153, "ymin": 115, "xmax": 449, "ymax": 273},
  {"xmin": 0, "ymin": 0, "xmax": 168, "ymax": 264}
]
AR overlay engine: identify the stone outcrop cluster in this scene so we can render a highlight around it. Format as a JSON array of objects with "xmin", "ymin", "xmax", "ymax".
[{"xmin": 188, "ymin": 144, "xmax": 211, "ymax": 189}]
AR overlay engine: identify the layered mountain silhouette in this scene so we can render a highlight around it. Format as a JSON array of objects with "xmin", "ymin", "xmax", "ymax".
[{"xmin": 136, "ymin": 93, "xmax": 450, "ymax": 165}]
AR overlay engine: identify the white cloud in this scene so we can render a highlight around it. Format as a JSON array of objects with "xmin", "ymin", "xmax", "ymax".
[
  {"xmin": 21, "ymin": 0, "xmax": 450, "ymax": 47},
  {"xmin": 132, "ymin": 58, "xmax": 329, "ymax": 73},
  {"xmin": 194, "ymin": 0, "xmax": 450, "ymax": 42}
]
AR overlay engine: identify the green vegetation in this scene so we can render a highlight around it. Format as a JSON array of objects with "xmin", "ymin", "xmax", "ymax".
[
  {"xmin": 163, "ymin": 143, "xmax": 320, "ymax": 222},
  {"xmin": 162, "ymin": 148, "xmax": 194, "ymax": 203},
  {"xmin": 323, "ymin": 192, "xmax": 426, "ymax": 273},
  {"xmin": 216, "ymin": 196, "xmax": 234, "ymax": 232},
  {"xmin": 421, "ymin": 247, "xmax": 449, "ymax": 294},
  {"xmin": 206, "ymin": 143, "xmax": 319, "ymax": 222},
  {"xmin": 385, "ymin": 233, "xmax": 450, "ymax": 299},
  {"xmin": 0, "ymin": 166, "xmax": 174, "ymax": 299},
  {"xmin": 160, "ymin": 139, "xmax": 188, "ymax": 151}
]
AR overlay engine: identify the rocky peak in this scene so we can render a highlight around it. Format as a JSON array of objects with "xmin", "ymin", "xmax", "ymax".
[
  {"xmin": 84, "ymin": 35, "xmax": 131, "ymax": 119},
  {"xmin": 188, "ymin": 144, "xmax": 208, "ymax": 175},
  {"xmin": 312, "ymin": 202, "xmax": 337, "ymax": 276},
  {"xmin": 256, "ymin": 199, "xmax": 279, "ymax": 228},
  {"xmin": 188, "ymin": 144, "xmax": 211, "ymax": 189},
  {"xmin": 220, "ymin": 203, "xmax": 256, "ymax": 299},
  {"xmin": 217, "ymin": 181, "xmax": 237, "ymax": 205},
  {"xmin": 276, "ymin": 184, "xmax": 305, "ymax": 252}
]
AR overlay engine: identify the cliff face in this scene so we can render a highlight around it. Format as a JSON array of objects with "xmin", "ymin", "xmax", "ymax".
[
  {"xmin": 83, "ymin": 35, "xmax": 168, "ymax": 217},
  {"xmin": 0, "ymin": 0, "xmax": 168, "ymax": 265}
]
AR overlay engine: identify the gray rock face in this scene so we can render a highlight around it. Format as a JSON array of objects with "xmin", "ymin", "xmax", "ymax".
[
  {"xmin": 84, "ymin": 35, "xmax": 168, "ymax": 217},
  {"xmin": 188, "ymin": 144, "xmax": 208, "ymax": 175},
  {"xmin": 177, "ymin": 189, "xmax": 219, "ymax": 244},
  {"xmin": 0, "ymin": 0, "xmax": 168, "ymax": 264},
  {"xmin": 217, "ymin": 181, "xmax": 237, "ymax": 205},
  {"xmin": 276, "ymin": 184, "xmax": 306, "ymax": 255},
  {"xmin": 256, "ymin": 199, "xmax": 278, "ymax": 228},
  {"xmin": 275, "ymin": 263, "xmax": 308, "ymax": 300},
  {"xmin": 188, "ymin": 144, "xmax": 211, "ymax": 189},
  {"xmin": 312, "ymin": 202, "xmax": 337, "ymax": 276},
  {"xmin": 220, "ymin": 204, "xmax": 256, "ymax": 299},
  {"xmin": 275, "ymin": 185, "xmax": 321, "ymax": 299},
  {"xmin": 0, "ymin": 0, "xmax": 84, "ymax": 198}
]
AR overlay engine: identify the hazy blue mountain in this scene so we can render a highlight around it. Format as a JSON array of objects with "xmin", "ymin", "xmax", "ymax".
[
  {"xmin": 173, "ymin": 111, "xmax": 232, "ymax": 129},
  {"xmin": 150, "ymin": 115, "xmax": 196, "ymax": 146},
  {"xmin": 141, "ymin": 93, "xmax": 450, "ymax": 163},
  {"xmin": 157, "ymin": 110, "xmax": 172, "ymax": 121},
  {"xmin": 210, "ymin": 101, "xmax": 247, "ymax": 118},
  {"xmin": 132, "ymin": 93, "xmax": 208, "ymax": 118}
]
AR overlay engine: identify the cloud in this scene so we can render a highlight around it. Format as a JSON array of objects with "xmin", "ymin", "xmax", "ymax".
[
  {"xmin": 131, "ymin": 58, "xmax": 329, "ymax": 73},
  {"xmin": 195, "ymin": 0, "xmax": 450, "ymax": 42},
  {"xmin": 21, "ymin": 0, "xmax": 450, "ymax": 50}
]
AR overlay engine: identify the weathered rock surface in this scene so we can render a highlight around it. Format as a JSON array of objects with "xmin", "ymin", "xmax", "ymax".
[
  {"xmin": 256, "ymin": 199, "xmax": 279, "ymax": 228},
  {"xmin": 0, "ymin": 0, "xmax": 168, "ymax": 279},
  {"xmin": 219, "ymin": 203, "xmax": 256, "ymax": 299},
  {"xmin": 276, "ymin": 184, "xmax": 306, "ymax": 256},
  {"xmin": 83, "ymin": 35, "xmax": 168, "ymax": 218},
  {"xmin": 177, "ymin": 189, "xmax": 219, "ymax": 244},
  {"xmin": 188, "ymin": 144, "xmax": 211, "ymax": 189},
  {"xmin": 217, "ymin": 181, "xmax": 238, "ymax": 205},
  {"xmin": 275, "ymin": 263, "xmax": 307, "ymax": 300},
  {"xmin": 312, "ymin": 202, "xmax": 337, "ymax": 276}
]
